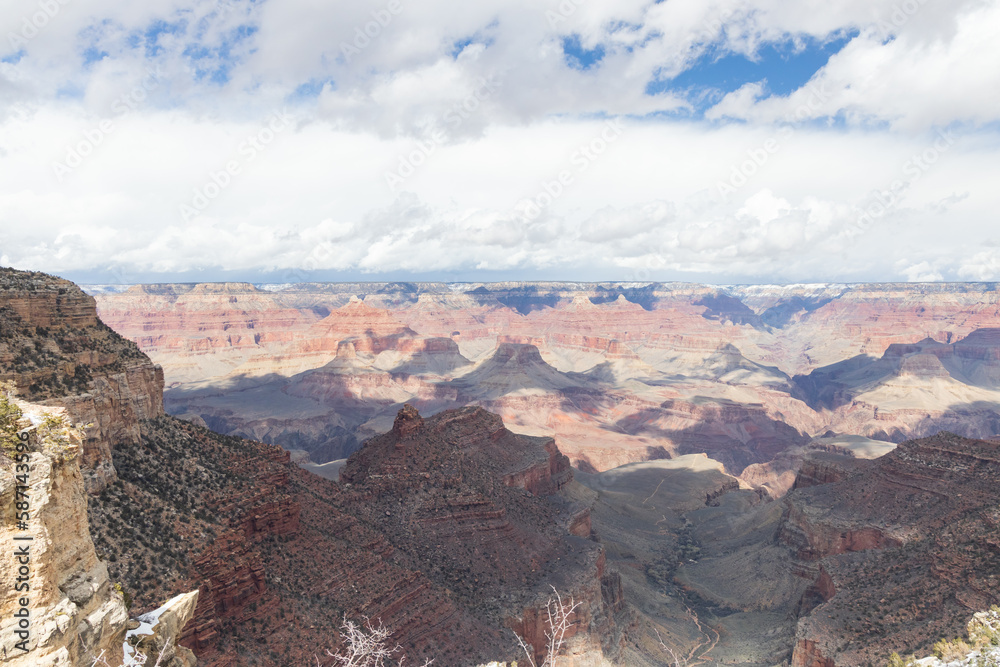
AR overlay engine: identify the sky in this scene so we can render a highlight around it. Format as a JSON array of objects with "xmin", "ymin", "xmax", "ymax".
[{"xmin": 1, "ymin": 0, "xmax": 999, "ymax": 285}]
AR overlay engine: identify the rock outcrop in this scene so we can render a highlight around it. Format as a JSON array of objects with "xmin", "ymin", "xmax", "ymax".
[
  {"xmin": 339, "ymin": 404, "xmax": 628, "ymax": 665},
  {"xmin": 1, "ymin": 268, "xmax": 164, "ymax": 492},
  {"xmin": 125, "ymin": 591, "xmax": 200, "ymax": 667},
  {"xmin": 784, "ymin": 432, "xmax": 1000, "ymax": 665},
  {"xmin": 0, "ymin": 401, "xmax": 129, "ymax": 665},
  {"xmin": 0, "ymin": 398, "xmax": 196, "ymax": 667},
  {"xmin": 58, "ymin": 363, "xmax": 165, "ymax": 492}
]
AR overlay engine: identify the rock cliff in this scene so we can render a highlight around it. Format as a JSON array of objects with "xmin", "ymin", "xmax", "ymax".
[
  {"xmin": 784, "ymin": 432, "xmax": 1000, "ymax": 665},
  {"xmin": 0, "ymin": 398, "xmax": 195, "ymax": 667},
  {"xmin": 2, "ymin": 268, "xmax": 164, "ymax": 492},
  {"xmin": 0, "ymin": 400, "xmax": 128, "ymax": 665},
  {"xmin": 92, "ymin": 282, "xmax": 1000, "ymax": 489}
]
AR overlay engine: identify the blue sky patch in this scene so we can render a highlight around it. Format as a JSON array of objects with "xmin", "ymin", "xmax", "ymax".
[
  {"xmin": 142, "ymin": 19, "xmax": 187, "ymax": 58},
  {"xmin": 83, "ymin": 46, "xmax": 109, "ymax": 65},
  {"xmin": 292, "ymin": 78, "xmax": 334, "ymax": 100},
  {"xmin": 562, "ymin": 34, "xmax": 606, "ymax": 71},
  {"xmin": 647, "ymin": 32, "xmax": 857, "ymax": 108},
  {"xmin": 451, "ymin": 37, "xmax": 477, "ymax": 58},
  {"xmin": 450, "ymin": 22, "xmax": 498, "ymax": 59},
  {"xmin": 183, "ymin": 23, "xmax": 258, "ymax": 85},
  {"xmin": 56, "ymin": 84, "xmax": 85, "ymax": 100}
]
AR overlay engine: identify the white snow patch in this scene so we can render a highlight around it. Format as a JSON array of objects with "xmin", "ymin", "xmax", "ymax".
[
  {"xmin": 80, "ymin": 285, "xmax": 134, "ymax": 295},
  {"xmin": 121, "ymin": 593, "xmax": 188, "ymax": 665}
]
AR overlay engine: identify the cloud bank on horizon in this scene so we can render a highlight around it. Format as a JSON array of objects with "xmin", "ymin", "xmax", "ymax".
[{"xmin": 1, "ymin": 0, "xmax": 999, "ymax": 284}]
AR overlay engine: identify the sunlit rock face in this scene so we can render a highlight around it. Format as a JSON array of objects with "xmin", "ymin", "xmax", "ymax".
[{"xmin": 0, "ymin": 401, "xmax": 195, "ymax": 667}]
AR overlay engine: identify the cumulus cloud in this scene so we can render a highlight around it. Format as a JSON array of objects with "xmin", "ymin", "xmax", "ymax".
[
  {"xmin": 704, "ymin": 1, "xmax": 1000, "ymax": 129},
  {"xmin": 958, "ymin": 249, "xmax": 1000, "ymax": 282},
  {"xmin": 0, "ymin": 0, "xmax": 998, "ymax": 282}
]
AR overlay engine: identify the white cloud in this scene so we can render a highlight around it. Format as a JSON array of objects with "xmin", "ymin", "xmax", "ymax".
[
  {"xmin": 0, "ymin": 0, "xmax": 998, "ymax": 282},
  {"xmin": 1, "ymin": 106, "xmax": 995, "ymax": 282},
  {"xmin": 705, "ymin": 1, "xmax": 1000, "ymax": 130},
  {"xmin": 958, "ymin": 249, "xmax": 1000, "ymax": 282},
  {"xmin": 898, "ymin": 260, "xmax": 945, "ymax": 283}
]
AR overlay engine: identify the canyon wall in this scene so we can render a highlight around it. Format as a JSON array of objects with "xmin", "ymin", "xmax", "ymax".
[
  {"xmin": 0, "ymin": 400, "xmax": 195, "ymax": 667},
  {"xmin": 783, "ymin": 432, "xmax": 1000, "ymax": 665},
  {"xmin": 91, "ymin": 281, "xmax": 1000, "ymax": 488},
  {"xmin": 0, "ymin": 402, "xmax": 128, "ymax": 665},
  {"xmin": 2, "ymin": 269, "xmax": 164, "ymax": 492}
]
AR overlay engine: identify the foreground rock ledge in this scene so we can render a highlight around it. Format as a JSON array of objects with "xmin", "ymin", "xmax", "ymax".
[{"xmin": 0, "ymin": 400, "xmax": 195, "ymax": 666}]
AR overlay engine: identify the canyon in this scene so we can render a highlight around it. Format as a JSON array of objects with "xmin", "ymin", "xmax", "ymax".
[
  {"xmin": 91, "ymin": 281, "xmax": 1000, "ymax": 485},
  {"xmin": 86, "ymin": 280, "xmax": 1000, "ymax": 666},
  {"xmin": 2, "ymin": 270, "xmax": 632, "ymax": 666},
  {"xmin": 4, "ymin": 270, "xmax": 1000, "ymax": 666},
  {"xmin": 575, "ymin": 431, "xmax": 1000, "ymax": 666}
]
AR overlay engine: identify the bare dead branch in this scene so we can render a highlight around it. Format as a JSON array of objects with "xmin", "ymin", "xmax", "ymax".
[
  {"xmin": 327, "ymin": 616, "xmax": 433, "ymax": 667},
  {"xmin": 512, "ymin": 586, "xmax": 582, "ymax": 667}
]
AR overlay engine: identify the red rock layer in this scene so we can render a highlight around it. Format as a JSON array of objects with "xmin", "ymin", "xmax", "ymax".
[
  {"xmin": 87, "ymin": 404, "xmax": 626, "ymax": 667},
  {"xmin": 792, "ymin": 639, "xmax": 836, "ymax": 667},
  {"xmin": 1, "ymin": 269, "xmax": 164, "ymax": 491},
  {"xmin": 90, "ymin": 282, "xmax": 1000, "ymax": 478},
  {"xmin": 784, "ymin": 432, "xmax": 1000, "ymax": 665},
  {"xmin": 339, "ymin": 405, "xmax": 627, "ymax": 664}
]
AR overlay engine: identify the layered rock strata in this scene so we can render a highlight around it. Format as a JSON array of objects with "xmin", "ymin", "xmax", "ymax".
[
  {"xmin": 86, "ymin": 406, "xmax": 629, "ymax": 666},
  {"xmin": 785, "ymin": 433, "xmax": 1000, "ymax": 665},
  {"xmin": 2, "ymin": 269, "xmax": 163, "ymax": 492},
  {"xmin": 92, "ymin": 281, "xmax": 1000, "ymax": 486},
  {"xmin": 0, "ymin": 400, "xmax": 195, "ymax": 667}
]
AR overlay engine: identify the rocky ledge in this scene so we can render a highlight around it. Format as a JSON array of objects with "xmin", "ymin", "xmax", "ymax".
[
  {"xmin": 0, "ymin": 397, "xmax": 194, "ymax": 666},
  {"xmin": 1, "ymin": 268, "xmax": 163, "ymax": 492},
  {"xmin": 784, "ymin": 433, "xmax": 1000, "ymax": 665}
]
